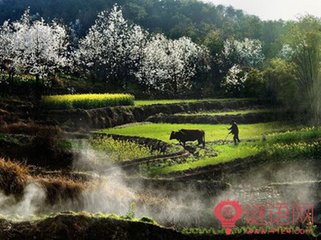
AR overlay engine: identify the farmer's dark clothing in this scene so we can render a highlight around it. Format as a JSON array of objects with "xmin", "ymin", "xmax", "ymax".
[{"xmin": 229, "ymin": 122, "xmax": 240, "ymax": 145}]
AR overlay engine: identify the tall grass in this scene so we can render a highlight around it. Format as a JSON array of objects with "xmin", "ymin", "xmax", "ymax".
[
  {"xmin": 42, "ymin": 93, "xmax": 135, "ymax": 109},
  {"xmin": 265, "ymin": 141, "xmax": 321, "ymax": 159},
  {"xmin": 0, "ymin": 158, "xmax": 28, "ymax": 196},
  {"xmin": 89, "ymin": 137, "xmax": 160, "ymax": 163},
  {"xmin": 260, "ymin": 127, "xmax": 321, "ymax": 159}
]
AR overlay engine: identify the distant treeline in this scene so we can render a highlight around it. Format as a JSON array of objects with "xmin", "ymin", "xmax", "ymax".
[{"xmin": 0, "ymin": 0, "xmax": 285, "ymax": 57}]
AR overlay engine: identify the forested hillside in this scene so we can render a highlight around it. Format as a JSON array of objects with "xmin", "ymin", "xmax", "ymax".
[
  {"xmin": 0, "ymin": 0, "xmax": 284, "ymax": 56},
  {"xmin": 1, "ymin": 0, "xmax": 321, "ymax": 121}
]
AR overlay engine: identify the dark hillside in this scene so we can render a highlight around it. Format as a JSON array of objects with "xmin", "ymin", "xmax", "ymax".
[{"xmin": 0, "ymin": 0, "xmax": 284, "ymax": 53}]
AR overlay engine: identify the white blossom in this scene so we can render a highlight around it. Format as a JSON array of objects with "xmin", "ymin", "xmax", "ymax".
[
  {"xmin": 221, "ymin": 64, "xmax": 248, "ymax": 93},
  {"xmin": 5, "ymin": 9, "xmax": 69, "ymax": 78},
  {"xmin": 136, "ymin": 34, "xmax": 209, "ymax": 93},
  {"xmin": 75, "ymin": 4, "xmax": 209, "ymax": 92},
  {"xmin": 75, "ymin": 5, "xmax": 148, "ymax": 85},
  {"xmin": 0, "ymin": 20, "xmax": 14, "ymax": 62},
  {"xmin": 278, "ymin": 44, "xmax": 295, "ymax": 60},
  {"xmin": 223, "ymin": 38, "xmax": 265, "ymax": 68}
]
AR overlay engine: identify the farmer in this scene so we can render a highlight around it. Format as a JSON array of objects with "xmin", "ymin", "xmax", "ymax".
[{"xmin": 228, "ymin": 121, "xmax": 240, "ymax": 145}]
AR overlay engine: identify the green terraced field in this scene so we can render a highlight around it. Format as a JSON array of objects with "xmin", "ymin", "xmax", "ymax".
[
  {"xmin": 134, "ymin": 98, "xmax": 254, "ymax": 106},
  {"xmin": 148, "ymin": 126, "xmax": 321, "ymax": 175},
  {"xmin": 98, "ymin": 122, "xmax": 293, "ymax": 143},
  {"xmin": 98, "ymin": 122, "xmax": 321, "ymax": 176},
  {"xmin": 175, "ymin": 109, "xmax": 272, "ymax": 116}
]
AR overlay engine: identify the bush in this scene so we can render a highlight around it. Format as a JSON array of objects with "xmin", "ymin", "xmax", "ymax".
[{"xmin": 42, "ymin": 93, "xmax": 135, "ymax": 109}]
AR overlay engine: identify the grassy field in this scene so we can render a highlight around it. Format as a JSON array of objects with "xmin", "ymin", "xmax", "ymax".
[
  {"xmin": 98, "ymin": 121, "xmax": 321, "ymax": 175},
  {"xmin": 98, "ymin": 121, "xmax": 308, "ymax": 175},
  {"xmin": 98, "ymin": 122, "xmax": 293, "ymax": 143},
  {"xmin": 148, "ymin": 126, "xmax": 321, "ymax": 175},
  {"xmin": 175, "ymin": 109, "xmax": 272, "ymax": 116},
  {"xmin": 135, "ymin": 98, "xmax": 253, "ymax": 106},
  {"xmin": 149, "ymin": 142, "xmax": 261, "ymax": 175},
  {"xmin": 42, "ymin": 93, "xmax": 134, "ymax": 109}
]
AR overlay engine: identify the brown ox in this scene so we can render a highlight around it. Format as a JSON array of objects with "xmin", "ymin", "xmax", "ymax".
[{"xmin": 170, "ymin": 129, "xmax": 205, "ymax": 148}]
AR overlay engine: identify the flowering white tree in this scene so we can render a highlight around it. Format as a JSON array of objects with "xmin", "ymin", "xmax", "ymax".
[
  {"xmin": 221, "ymin": 64, "xmax": 248, "ymax": 96},
  {"xmin": 136, "ymin": 34, "xmax": 209, "ymax": 94},
  {"xmin": 223, "ymin": 38, "xmax": 265, "ymax": 68},
  {"xmin": 278, "ymin": 44, "xmax": 295, "ymax": 60},
  {"xmin": 75, "ymin": 5, "xmax": 148, "ymax": 89},
  {"xmin": 0, "ymin": 20, "xmax": 14, "ymax": 63},
  {"xmin": 11, "ymin": 10, "xmax": 69, "ymax": 81},
  {"xmin": 221, "ymin": 38, "xmax": 264, "ymax": 96},
  {"xmin": 76, "ymin": 5, "xmax": 209, "ymax": 93}
]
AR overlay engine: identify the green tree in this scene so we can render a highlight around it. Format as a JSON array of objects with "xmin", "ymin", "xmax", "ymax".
[
  {"xmin": 282, "ymin": 16, "xmax": 321, "ymax": 123},
  {"xmin": 263, "ymin": 58, "xmax": 298, "ymax": 109},
  {"xmin": 201, "ymin": 29, "xmax": 224, "ymax": 95},
  {"xmin": 243, "ymin": 68, "xmax": 265, "ymax": 98}
]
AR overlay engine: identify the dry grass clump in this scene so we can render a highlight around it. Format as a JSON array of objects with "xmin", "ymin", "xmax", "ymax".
[
  {"xmin": 0, "ymin": 157, "xmax": 89, "ymax": 206},
  {"xmin": 0, "ymin": 156, "xmax": 87, "ymax": 205},
  {"xmin": 37, "ymin": 177, "xmax": 87, "ymax": 205},
  {"xmin": 0, "ymin": 158, "xmax": 28, "ymax": 196}
]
